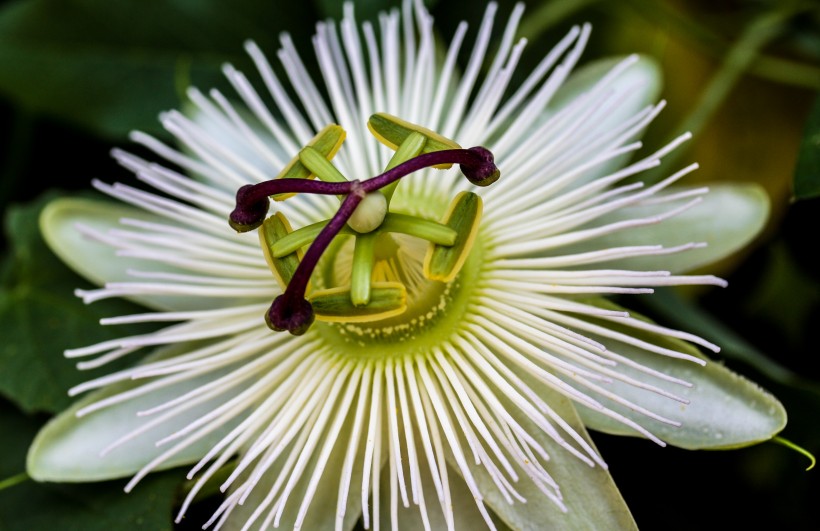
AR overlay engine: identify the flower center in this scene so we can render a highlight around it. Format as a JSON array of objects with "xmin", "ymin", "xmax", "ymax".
[
  {"xmin": 229, "ymin": 113, "xmax": 500, "ymax": 336},
  {"xmin": 315, "ymin": 229, "xmax": 487, "ymax": 355}
]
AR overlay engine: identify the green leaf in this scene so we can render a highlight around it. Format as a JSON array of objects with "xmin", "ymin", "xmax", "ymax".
[
  {"xmin": 0, "ymin": 402, "xmax": 41, "ymax": 480},
  {"xmin": 573, "ymin": 299, "xmax": 787, "ymax": 450},
  {"xmin": 0, "ymin": 193, "xmax": 151, "ymax": 414},
  {"xmin": 793, "ymin": 93, "xmax": 820, "ymax": 200},
  {"xmin": 0, "ymin": 0, "xmax": 315, "ymax": 138},
  {"xmin": 0, "ymin": 402, "xmax": 181, "ymax": 531}
]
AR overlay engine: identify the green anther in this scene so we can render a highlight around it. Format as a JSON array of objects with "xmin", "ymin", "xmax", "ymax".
[
  {"xmin": 259, "ymin": 212, "xmax": 303, "ymax": 289},
  {"xmin": 310, "ymin": 282, "xmax": 407, "ymax": 322},
  {"xmin": 272, "ymin": 124, "xmax": 346, "ymax": 201},
  {"xmin": 381, "ymin": 131, "xmax": 426, "ymax": 202},
  {"xmin": 380, "ymin": 213, "xmax": 457, "ymax": 246},
  {"xmin": 367, "ymin": 113, "xmax": 461, "ymax": 169},
  {"xmin": 351, "ymin": 233, "xmax": 377, "ymax": 306},
  {"xmin": 299, "ymin": 146, "xmax": 348, "ymax": 184},
  {"xmin": 272, "ymin": 219, "xmax": 354, "ymax": 258},
  {"xmin": 424, "ymin": 191, "xmax": 483, "ymax": 283}
]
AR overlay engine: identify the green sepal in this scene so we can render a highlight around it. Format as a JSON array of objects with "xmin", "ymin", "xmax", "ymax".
[
  {"xmin": 258, "ymin": 212, "xmax": 302, "ymax": 289},
  {"xmin": 310, "ymin": 282, "xmax": 406, "ymax": 322},
  {"xmin": 367, "ymin": 113, "xmax": 460, "ymax": 169},
  {"xmin": 424, "ymin": 191, "xmax": 483, "ymax": 282},
  {"xmin": 574, "ymin": 298, "xmax": 788, "ymax": 450}
]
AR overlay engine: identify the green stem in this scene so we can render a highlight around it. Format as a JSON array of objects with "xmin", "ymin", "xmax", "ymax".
[
  {"xmin": 772, "ymin": 436, "xmax": 816, "ymax": 471},
  {"xmin": 0, "ymin": 472, "xmax": 29, "ymax": 491}
]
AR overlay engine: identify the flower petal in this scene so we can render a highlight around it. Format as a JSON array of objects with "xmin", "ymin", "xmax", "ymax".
[
  {"xmin": 549, "ymin": 55, "xmax": 663, "ymax": 184},
  {"xmin": 572, "ymin": 182, "xmax": 769, "ymax": 273},
  {"xmin": 455, "ymin": 382, "xmax": 637, "ymax": 530},
  {"xmin": 40, "ymin": 197, "xmax": 156, "ymax": 289},
  {"xmin": 573, "ymin": 300, "xmax": 787, "ymax": 449},
  {"xmin": 221, "ymin": 413, "xmax": 366, "ymax": 531},
  {"xmin": 40, "ymin": 197, "xmax": 262, "ymax": 311},
  {"xmin": 27, "ymin": 344, "xmax": 243, "ymax": 482},
  {"xmin": 378, "ymin": 461, "xmax": 493, "ymax": 531}
]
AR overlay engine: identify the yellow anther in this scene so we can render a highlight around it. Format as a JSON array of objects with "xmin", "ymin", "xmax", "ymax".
[
  {"xmin": 259, "ymin": 212, "xmax": 306, "ymax": 291},
  {"xmin": 310, "ymin": 282, "xmax": 407, "ymax": 323},
  {"xmin": 424, "ymin": 191, "xmax": 483, "ymax": 283},
  {"xmin": 273, "ymin": 124, "xmax": 346, "ymax": 200},
  {"xmin": 367, "ymin": 113, "xmax": 461, "ymax": 169}
]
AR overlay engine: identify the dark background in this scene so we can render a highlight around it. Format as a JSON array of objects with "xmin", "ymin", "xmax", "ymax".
[{"xmin": 1, "ymin": 0, "xmax": 818, "ymax": 528}]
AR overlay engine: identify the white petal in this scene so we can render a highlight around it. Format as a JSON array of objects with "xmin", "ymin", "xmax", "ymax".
[
  {"xmin": 458, "ymin": 380, "xmax": 637, "ymax": 530},
  {"xmin": 40, "ymin": 197, "xmax": 267, "ymax": 311},
  {"xmin": 578, "ymin": 183, "xmax": 769, "ymax": 273},
  {"xmin": 573, "ymin": 302, "xmax": 786, "ymax": 449},
  {"xmin": 548, "ymin": 55, "xmax": 662, "ymax": 184},
  {"xmin": 27, "ymin": 344, "xmax": 244, "ymax": 482},
  {"xmin": 41, "ymin": 198, "xmax": 157, "ymax": 291}
]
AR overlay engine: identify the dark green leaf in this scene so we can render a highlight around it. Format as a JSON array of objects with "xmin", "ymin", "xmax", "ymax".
[
  {"xmin": 0, "ymin": 192, "xmax": 151, "ymax": 414},
  {"xmin": 0, "ymin": 0, "xmax": 316, "ymax": 138},
  {"xmin": 0, "ymin": 402, "xmax": 40, "ymax": 480},
  {"xmin": 793, "ymin": 93, "xmax": 820, "ymax": 200},
  {"xmin": 0, "ymin": 402, "xmax": 181, "ymax": 531}
]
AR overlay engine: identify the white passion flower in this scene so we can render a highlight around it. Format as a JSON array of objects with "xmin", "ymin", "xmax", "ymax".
[{"xmin": 28, "ymin": 1, "xmax": 786, "ymax": 529}]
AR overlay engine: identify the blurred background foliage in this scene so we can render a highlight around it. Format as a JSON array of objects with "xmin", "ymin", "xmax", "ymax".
[{"xmin": 0, "ymin": 0, "xmax": 818, "ymax": 528}]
